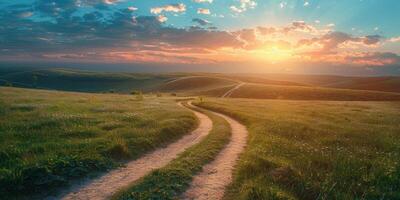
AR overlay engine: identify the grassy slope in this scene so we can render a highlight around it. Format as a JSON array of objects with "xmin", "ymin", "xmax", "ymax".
[
  {"xmin": 0, "ymin": 68, "xmax": 180, "ymax": 93},
  {"xmin": 325, "ymin": 77, "xmax": 400, "ymax": 93},
  {"xmin": 196, "ymin": 99, "xmax": 400, "ymax": 200},
  {"xmin": 224, "ymin": 74, "xmax": 400, "ymax": 93},
  {"xmin": 216, "ymin": 74, "xmax": 308, "ymax": 87},
  {"xmin": 113, "ymin": 102, "xmax": 231, "ymax": 200},
  {"xmin": 0, "ymin": 87, "xmax": 196, "ymax": 198},
  {"xmin": 2, "ymin": 68, "xmax": 400, "ymax": 100},
  {"xmin": 158, "ymin": 75, "xmax": 400, "ymax": 101},
  {"xmin": 159, "ymin": 76, "xmax": 238, "ymax": 94},
  {"xmin": 229, "ymin": 83, "xmax": 400, "ymax": 101}
]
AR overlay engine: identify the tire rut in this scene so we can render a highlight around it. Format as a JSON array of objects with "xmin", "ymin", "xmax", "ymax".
[{"xmin": 182, "ymin": 106, "xmax": 248, "ymax": 200}]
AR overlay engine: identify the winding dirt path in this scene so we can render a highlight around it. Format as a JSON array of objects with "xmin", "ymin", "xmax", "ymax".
[
  {"xmin": 221, "ymin": 83, "xmax": 245, "ymax": 98},
  {"xmin": 56, "ymin": 102, "xmax": 213, "ymax": 200},
  {"xmin": 182, "ymin": 108, "xmax": 248, "ymax": 200}
]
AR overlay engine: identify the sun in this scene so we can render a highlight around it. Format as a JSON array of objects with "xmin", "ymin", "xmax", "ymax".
[{"xmin": 252, "ymin": 46, "xmax": 294, "ymax": 63}]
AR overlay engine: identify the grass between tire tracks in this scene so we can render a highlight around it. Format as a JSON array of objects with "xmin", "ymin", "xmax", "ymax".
[{"xmin": 112, "ymin": 101, "xmax": 231, "ymax": 200}]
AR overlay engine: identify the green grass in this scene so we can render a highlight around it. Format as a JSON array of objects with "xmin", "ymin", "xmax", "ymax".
[
  {"xmin": 229, "ymin": 83, "xmax": 400, "ymax": 101},
  {"xmin": 0, "ymin": 68, "xmax": 181, "ymax": 93},
  {"xmin": 195, "ymin": 98, "xmax": 400, "ymax": 200},
  {"xmin": 219, "ymin": 74, "xmax": 400, "ymax": 93},
  {"xmin": 2, "ymin": 68, "xmax": 400, "ymax": 100},
  {"xmin": 112, "ymin": 102, "xmax": 231, "ymax": 200},
  {"xmin": 159, "ymin": 76, "xmax": 238, "ymax": 94},
  {"xmin": 0, "ymin": 87, "xmax": 197, "ymax": 199}
]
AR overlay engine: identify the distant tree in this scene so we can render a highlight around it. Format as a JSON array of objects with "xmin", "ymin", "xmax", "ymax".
[
  {"xmin": 171, "ymin": 93, "xmax": 177, "ymax": 97},
  {"xmin": 156, "ymin": 92, "xmax": 162, "ymax": 97},
  {"xmin": 109, "ymin": 89, "xmax": 115, "ymax": 93},
  {"xmin": 199, "ymin": 96, "xmax": 204, "ymax": 102},
  {"xmin": 32, "ymin": 75, "xmax": 38, "ymax": 88},
  {"xmin": 130, "ymin": 90, "xmax": 141, "ymax": 95},
  {"xmin": 4, "ymin": 81, "xmax": 13, "ymax": 87}
]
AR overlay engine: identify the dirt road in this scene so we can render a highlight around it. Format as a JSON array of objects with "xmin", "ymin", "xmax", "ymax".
[{"xmin": 56, "ymin": 103, "xmax": 213, "ymax": 200}]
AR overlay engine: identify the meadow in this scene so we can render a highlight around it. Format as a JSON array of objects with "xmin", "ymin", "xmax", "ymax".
[
  {"xmin": 0, "ymin": 87, "xmax": 196, "ymax": 198},
  {"xmin": 0, "ymin": 68, "xmax": 181, "ymax": 93},
  {"xmin": 2, "ymin": 68, "xmax": 400, "ymax": 200},
  {"xmin": 3, "ymin": 68, "xmax": 400, "ymax": 101},
  {"xmin": 195, "ymin": 98, "xmax": 400, "ymax": 200},
  {"xmin": 229, "ymin": 83, "xmax": 400, "ymax": 101}
]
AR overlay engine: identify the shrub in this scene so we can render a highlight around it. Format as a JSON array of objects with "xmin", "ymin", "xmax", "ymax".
[
  {"xmin": 130, "ymin": 90, "xmax": 141, "ymax": 95},
  {"xmin": 4, "ymin": 81, "xmax": 12, "ymax": 87},
  {"xmin": 106, "ymin": 142, "xmax": 131, "ymax": 161}
]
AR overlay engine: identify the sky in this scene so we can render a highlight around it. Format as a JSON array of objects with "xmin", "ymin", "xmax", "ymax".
[{"xmin": 1, "ymin": 0, "xmax": 400, "ymax": 75}]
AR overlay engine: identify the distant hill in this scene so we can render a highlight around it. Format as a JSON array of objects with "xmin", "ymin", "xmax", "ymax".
[
  {"xmin": 223, "ymin": 74, "xmax": 400, "ymax": 93},
  {"xmin": 0, "ymin": 68, "xmax": 180, "ymax": 93},
  {"xmin": 227, "ymin": 83, "xmax": 400, "ymax": 101},
  {"xmin": 158, "ymin": 76, "xmax": 237, "ymax": 94},
  {"xmin": 1, "ymin": 68, "xmax": 400, "ymax": 101}
]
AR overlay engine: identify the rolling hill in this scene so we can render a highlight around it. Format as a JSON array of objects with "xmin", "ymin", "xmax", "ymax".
[
  {"xmin": 0, "ymin": 68, "xmax": 181, "ymax": 93},
  {"xmin": 220, "ymin": 73, "xmax": 400, "ymax": 93},
  {"xmin": 1, "ymin": 68, "xmax": 400, "ymax": 101},
  {"xmin": 158, "ymin": 76, "xmax": 238, "ymax": 94},
  {"xmin": 227, "ymin": 83, "xmax": 400, "ymax": 101}
]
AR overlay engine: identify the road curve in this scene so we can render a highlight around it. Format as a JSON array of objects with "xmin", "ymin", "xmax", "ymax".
[
  {"xmin": 182, "ymin": 106, "xmax": 248, "ymax": 200},
  {"xmin": 55, "ymin": 102, "xmax": 213, "ymax": 200}
]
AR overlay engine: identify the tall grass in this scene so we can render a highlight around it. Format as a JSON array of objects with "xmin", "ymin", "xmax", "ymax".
[
  {"xmin": 0, "ymin": 87, "xmax": 196, "ymax": 199},
  {"xmin": 196, "ymin": 98, "xmax": 400, "ymax": 200}
]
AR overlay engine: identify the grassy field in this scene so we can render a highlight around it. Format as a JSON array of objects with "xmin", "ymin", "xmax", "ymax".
[
  {"xmin": 159, "ymin": 76, "xmax": 237, "ymax": 92},
  {"xmin": 220, "ymin": 74, "xmax": 400, "ymax": 93},
  {"xmin": 229, "ymin": 83, "xmax": 400, "ymax": 101},
  {"xmin": 0, "ymin": 68, "xmax": 181, "ymax": 93},
  {"xmin": 113, "ymin": 103, "xmax": 231, "ymax": 200},
  {"xmin": 195, "ymin": 98, "xmax": 400, "ymax": 200},
  {"xmin": 0, "ymin": 87, "xmax": 196, "ymax": 198},
  {"xmin": 2, "ymin": 68, "xmax": 400, "ymax": 101}
]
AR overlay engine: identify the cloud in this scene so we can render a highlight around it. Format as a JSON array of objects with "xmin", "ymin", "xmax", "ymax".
[
  {"xmin": 34, "ymin": 0, "xmax": 77, "ymax": 17},
  {"xmin": 150, "ymin": 4, "xmax": 186, "ymax": 14},
  {"xmin": 127, "ymin": 7, "xmax": 138, "ymax": 11},
  {"xmin": 388, "ymin": 36, "xmax": 400, "ymax": 43},
  {"xmin": 193, "ymin": 0, "xmax": 213, "ymax": 3},
  {"xmin": 18, "ymin": 11, "xmax": 34, "ymax": 18},
  {"xmin": 192, "ymin": 18, "xmax": 211, "ymax": 26},
  {"xmin": 257, "ymin": 27, "xmax": 277, "ymax": 35},
  {"xmin": 0, "ymin": 5, "xmax": 243, "ymax": 63},
  {"xmin": 297, "ymin": 32, "xmax": 383, "ymax": 51},
  {"xmin": 230, "ymin": 0, "xmax": 257, "ymax": 13},
  {"xmin": 0, "ymin": 2, "xmax": 399, "ymax": 70},
  {"xmin": 280, "ymin": 2, "xmax": 287, "ymax": 8},
  {"xmin": 103, "ymin": 0, "xmax": 122, "ymax": 4},
  {"xmin": 346, "ymin": 52, "xmax": 400, "ymax": 66},
  {"xmin": 197, "ymin": 8, "xmax": 211, "ymax": 15},
  {"xmin": 288, "ymin": 21, "xmax": 317, "ymax": 33},
  {"xmin": 326, "ymin": 23, "xmax": 335, "ymax": 28},
  {"xmin": 257, "ymin": 21, "xmax": 323, "ymax": 36},
  {"xmin": 157, "ymin": 15, "xmax": 168, "ymax": 22}
]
